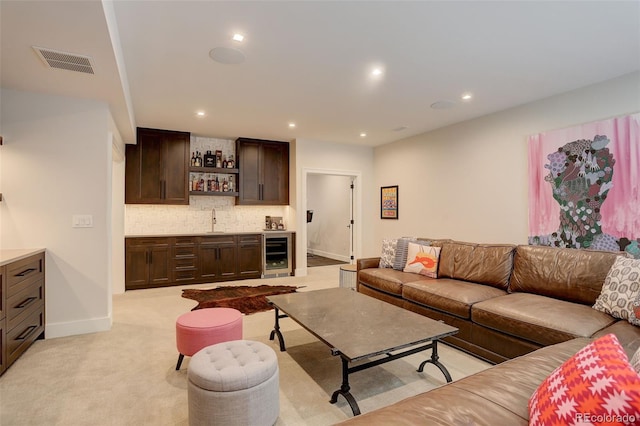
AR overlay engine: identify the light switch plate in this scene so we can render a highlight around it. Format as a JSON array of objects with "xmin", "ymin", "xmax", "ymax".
[{"xmin": 72, "ymin": 214, "xmax": 93, "ymax": 228}]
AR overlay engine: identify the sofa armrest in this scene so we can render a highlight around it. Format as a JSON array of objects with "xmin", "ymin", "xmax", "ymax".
[{"xmin": 357, "ymin": 257, "xmax": 381, "ymax": 271}]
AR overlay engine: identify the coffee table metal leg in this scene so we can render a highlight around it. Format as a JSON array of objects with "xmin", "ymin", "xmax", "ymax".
[
  {"xmin": 269, "ymin": 307, "xmax": 287, "ymax": 352},
  {"xmin": 417, "ymin": 340, "xmax": 452, "ymax": 382},
  {"xmin": 330, "ymin": 358, "xmax": 361, "ymax": 416}
]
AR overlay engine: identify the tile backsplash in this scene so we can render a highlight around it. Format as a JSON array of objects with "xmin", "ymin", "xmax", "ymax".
[
  {"xmin": 190, "ymin": 135, "xmax": 236, "ymax": 166},
  {"xmin": 125, "ymin": 196, "xmax": 288, "ymax": 235},
  {"xmin": 124, "ymin": 135, "xmax": 289, "ymax": 236}
]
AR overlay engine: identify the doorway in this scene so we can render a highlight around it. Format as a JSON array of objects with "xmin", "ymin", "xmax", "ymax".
[
  {"xmin": 300, "ymin": 168, "xmax": 361, "ymax": 275},
  {"xmin": 306, "ymin": 173, "xmax": 353, "ymax": 265}
]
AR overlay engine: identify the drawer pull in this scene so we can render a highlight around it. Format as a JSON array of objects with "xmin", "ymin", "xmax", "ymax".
[
  {"xmin": 15, "ymin": 296, "xmax": 37, "ymax": 309},
  {"xmin": 16, "ymin": 325, "xmax": 37, "ymax": 341},
  {"xmin": 16, "ymin": 268, "xmax": 37, "ymax": 277}
]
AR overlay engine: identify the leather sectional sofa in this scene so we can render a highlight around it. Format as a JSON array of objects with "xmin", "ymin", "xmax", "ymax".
[
  {"xmin": 337, "ymin": 240, "xmax": 640, "ymax": 424},
  {"xmin": 357, "ymin": 241, "xmax": 635, "ymax": 363}
]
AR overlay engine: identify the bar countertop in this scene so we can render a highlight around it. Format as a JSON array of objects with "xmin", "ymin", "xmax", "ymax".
[
  {"xmin": 0, "ymin": 248, "xmax": 46, "ymax": 267},
  {"xmin": 125, "ymin": 231, "xmax": 294, "ymax": 238}
]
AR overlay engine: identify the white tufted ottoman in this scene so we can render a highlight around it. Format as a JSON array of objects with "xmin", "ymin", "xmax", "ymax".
[{"xmin": 187, "ymin": 340, "xmax": 279, "ymax": 426}]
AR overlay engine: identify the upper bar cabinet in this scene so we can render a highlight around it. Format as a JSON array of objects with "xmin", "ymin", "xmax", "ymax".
[
  {"xmin": 236, "ymin": 138, "xmax": 289, "ymax": 205},
  {"xmin": 125, "ymin": 127, "xmax": 190, "ymax": 204}
]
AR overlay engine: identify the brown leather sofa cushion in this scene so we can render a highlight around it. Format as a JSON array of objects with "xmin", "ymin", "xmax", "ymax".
[
  {"xmin": 472, "ymin": 293, "xmax": 616, "ymax": 346},
  {"xmin": 338, "ymin": 338, "xmax": 591, "ymax": 425},
  {"xmin": 510, "ymin": 245, "xmax": 620, "ymax": 305},
  {"xmin": 438, "ymin": 242, "xmax": 515, "ymax": 290},
  {"xmin": 358, "ymin": 268, "xmax": 431, "ymax": 296},
  {"xmin": 403, "ymin": 279, "xmax": 507, "ymax": 319},
  {"xmin": 592, "ymin": 320, "xmax": 640, "ymax": 358}
]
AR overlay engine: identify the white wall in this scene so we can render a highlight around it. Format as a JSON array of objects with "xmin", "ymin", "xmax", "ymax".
[
  {"xmin": 0, "ymin": 88, "xmax": 114, "ymax": 338},
  {"xmin": 111, "ymin": 128, "xmax": 126, "ymax": 295},
  {"xmin": 307, "ymin": 174, "xmax": 352, "ymax": 261},
  {"xmin": 294, "ymin": 139, "xmax": 375, "ymax": 273},
  {"xmin": 373, "ymin": 71, "xmax": 640, "ymax": 248}
]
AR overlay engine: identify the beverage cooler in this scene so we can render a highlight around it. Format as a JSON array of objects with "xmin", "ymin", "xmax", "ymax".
[{"xmin": 262, "ymin": 233, "xmax": 292, "ymax": 278}]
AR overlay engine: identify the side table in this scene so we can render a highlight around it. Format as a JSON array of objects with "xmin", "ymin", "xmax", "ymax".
[{"xmin": 339, "ymin": 264, "xmax": 357, "ymax": 290}]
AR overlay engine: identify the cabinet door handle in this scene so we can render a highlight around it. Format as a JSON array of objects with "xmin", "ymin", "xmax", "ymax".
[
  {"xmin": 16, "ymin": 325, "xmax": 37, "ymax": 341},
  {"xmin": 15, "ymin": 296, "xmax": 37, "ymax": 309},
  {"xmin": 16, "ymin": 268, "xmax": 37, "ymax": 277}
]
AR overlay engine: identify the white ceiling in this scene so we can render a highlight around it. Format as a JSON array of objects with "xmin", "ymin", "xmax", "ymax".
[{"xmin": 2, "ymin": 1, "xmax": 639, "ymax": 146}]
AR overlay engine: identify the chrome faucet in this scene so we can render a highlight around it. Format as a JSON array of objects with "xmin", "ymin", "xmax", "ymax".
[{"xmin": 211, "ymin": 208, "xmax": 217, "ymax": 232}]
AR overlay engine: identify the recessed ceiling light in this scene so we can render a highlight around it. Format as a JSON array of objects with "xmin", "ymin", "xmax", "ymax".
[
  {"xmin": 371, "ymin": 68, "xmax": 383, "ymax": 77},
  {"xmin": 232, "ymin": 33, "xmax": 244, "ymax": 42},
  {"xmin": 196, "ymin": 111, "xmax": 206, "ymax": 117},
  {"xmin": 288, "ymin": 123, "xmax": 296, "ymax": 128},
  {"xmin": 461, "ymin": 93, "xmax": 473, "ymax": 101},
  {"xmin": 360, "ymin": 132, "xmax": 367, "ymax": 137}
]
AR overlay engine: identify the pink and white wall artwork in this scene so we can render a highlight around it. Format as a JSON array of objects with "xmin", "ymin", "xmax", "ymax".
[{"xmin": 528, "ymin": 113, "xmax": 640, "ymax": 258}]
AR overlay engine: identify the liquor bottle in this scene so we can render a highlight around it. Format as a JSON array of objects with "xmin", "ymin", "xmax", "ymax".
[
  {"xmin": 191, "ymin": 152, "xmax": 196, "ymax": 166},
  {"xmin": 204, "ymin": 150, "xmax": 215, "ymax": 168}
]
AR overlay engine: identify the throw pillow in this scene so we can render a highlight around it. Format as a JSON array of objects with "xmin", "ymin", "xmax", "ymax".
[
  {"xmin": 529, "ymin": 334, "xmax": 640, "ymax": 425},
  {"xmin": 403, "ymin": 242, "xmax": 441, "ymax": 278},
  {"xmin": 392, "ymin": 237, "xmax": 417, "ymax": 271},
  {"xmin": 593, "ymin": 256, "xmax": 640, "ymax": 325},
  {"xmin": 379, "ymin": 238, "xmax": 398, "ymax": 268}
]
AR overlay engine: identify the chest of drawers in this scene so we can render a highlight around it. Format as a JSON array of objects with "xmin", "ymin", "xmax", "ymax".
[{"xmin": 1, "ymin": 251, "xmax": 45, "ymax": 375}]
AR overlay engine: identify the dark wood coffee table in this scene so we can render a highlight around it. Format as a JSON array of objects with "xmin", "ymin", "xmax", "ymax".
[{"xmin": 267, "ymin": 287, "xmax": 458, "ymax": 416}]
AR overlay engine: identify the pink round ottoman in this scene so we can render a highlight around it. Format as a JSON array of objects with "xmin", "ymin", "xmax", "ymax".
[{"xmin": 175, "ymin": 308, "xmax": 242, "ymax": 370}]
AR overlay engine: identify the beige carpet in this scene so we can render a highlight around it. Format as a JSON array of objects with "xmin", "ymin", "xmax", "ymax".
[{"xmin": 0, "ymin": 265, "xmax": 490, "ymax": 425}]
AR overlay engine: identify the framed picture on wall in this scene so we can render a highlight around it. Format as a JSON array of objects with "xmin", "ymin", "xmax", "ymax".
[{"xmin": 381, "ymin": 185, "xmax": 399, "ymax": 219}]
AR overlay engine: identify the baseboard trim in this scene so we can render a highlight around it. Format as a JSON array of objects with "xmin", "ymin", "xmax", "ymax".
[
  {"xmin": 307, "ymin": 249, "xmax": 350, "ymax": 263},
  {"xmin": 45, "ymin": 315, "xmax": 112, "ymax": 339}
]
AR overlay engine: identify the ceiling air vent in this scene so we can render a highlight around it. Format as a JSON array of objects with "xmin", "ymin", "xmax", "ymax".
[{"xmin": 32, "ymin": 46, "xmax": 95, "ymax": 74}]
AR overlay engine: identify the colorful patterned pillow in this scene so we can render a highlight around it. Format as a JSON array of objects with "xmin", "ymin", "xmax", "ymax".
[
  {"xmin": 593, "ymin": 256, "xmax": 640, "ymax": 325},
  {"xmin": 392, "ymin": 237, "xmax": 417, "ymax": 271},
  {"xmin": 379, "ymin": 238, "xmax": 397, "ymax": 268},
  {"xmin": 403, "ymin": 242, "xmax": 441, "ymax": 278},
  {"xmin": 529, "ymin": 334, "xmax": 640, "ymax": 425}
]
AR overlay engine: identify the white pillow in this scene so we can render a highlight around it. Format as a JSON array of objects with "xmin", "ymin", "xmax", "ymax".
[
  {"xmin": 630, "ymin": 346, "xmax": 640, "ymax": 374},
  {"xmin": 403, "ymin": 242, "xmax": 441, "ymax": 278},
  {"xmin": 379, "ymin": 238, "xmax": 397, "ymax": 268},
  {"xmin": 593, "ymin": 256, "xmax": 640, "ymax": 325}
]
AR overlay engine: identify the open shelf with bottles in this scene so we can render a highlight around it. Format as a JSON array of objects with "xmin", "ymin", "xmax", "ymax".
[
  {"xmin": 189, "ymin": 167, "xmax": 238, "ymax": 197},
  {"xmin": 189, "ymin": 137, "xmax": 239, "ymax": 198},
  {"xmin": 189, "ymin": 190, "xmax": 239, "ymax": 196},
  {"xmin": 190, "ymin": 166, "xmax": 239, "ymax": 174}
]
